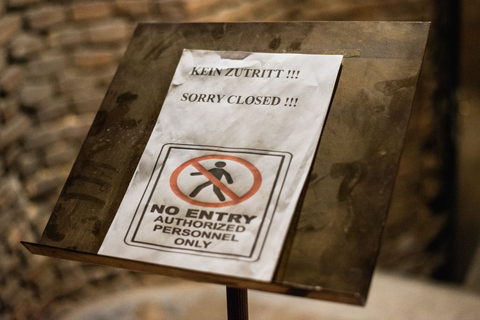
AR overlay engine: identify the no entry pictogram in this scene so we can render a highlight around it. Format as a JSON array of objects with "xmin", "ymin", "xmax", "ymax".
[{"xmin": 170, "ymin": 155, "xmax": 262, "ymax": 207}]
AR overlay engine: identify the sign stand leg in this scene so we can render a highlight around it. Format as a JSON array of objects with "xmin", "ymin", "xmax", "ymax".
[{"xmin": 226, "ymin": 286, "xmax": 249, "ymax": 320}]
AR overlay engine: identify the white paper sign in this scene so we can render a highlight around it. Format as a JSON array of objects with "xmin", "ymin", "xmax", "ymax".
[{"xmin": 99, "ymin": 50, "xmax": 342, "ymax": 281}]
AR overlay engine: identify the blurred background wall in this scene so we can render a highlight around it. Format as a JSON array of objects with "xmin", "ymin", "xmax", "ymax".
[{"xmin": 0, "ymin": 0, "xmax": 477, "ymax": 319}]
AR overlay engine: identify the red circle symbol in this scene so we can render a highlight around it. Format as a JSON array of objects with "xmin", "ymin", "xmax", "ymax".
[{"xmin": 170, "ymin": 155, "xmax": 261, "ymax": 208}]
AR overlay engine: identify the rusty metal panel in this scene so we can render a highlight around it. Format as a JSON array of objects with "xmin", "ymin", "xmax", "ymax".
[{"xmin": 24, "ymin": 22, "xmax": 429, "ymax": 305}]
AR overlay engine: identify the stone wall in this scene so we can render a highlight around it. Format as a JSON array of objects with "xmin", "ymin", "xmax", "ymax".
[{"xmin": 0, "ymin": 0, "xmax": 454, "ymax": 319}]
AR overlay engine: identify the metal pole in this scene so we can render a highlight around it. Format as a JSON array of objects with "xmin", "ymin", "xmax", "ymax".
[{"xmin": 226, "ymin": 286, "xmax": 248, "ymax": 320}]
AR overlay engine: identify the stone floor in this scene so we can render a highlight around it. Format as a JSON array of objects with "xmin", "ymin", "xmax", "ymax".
[{"xmin": 64, "ymin": 271, "xmax": 480, "ymax": 320}]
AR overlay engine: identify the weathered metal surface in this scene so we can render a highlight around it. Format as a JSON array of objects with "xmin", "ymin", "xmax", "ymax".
[
  {"xmin": 278, "ymin": 22, "xmax": 430, "ymax": 302},
  {"xmin": 26, "ymin": 22, "xmax": 429, "ymax": 305}
]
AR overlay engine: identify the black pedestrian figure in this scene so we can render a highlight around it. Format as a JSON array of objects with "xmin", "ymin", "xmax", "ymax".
[{"xmin": 189, "ymin": 161, "xmax": 233, "ymax": 201}]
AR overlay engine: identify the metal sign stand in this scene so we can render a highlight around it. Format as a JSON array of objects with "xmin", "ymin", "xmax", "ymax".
[
  {"xmin": 21, "ymin": 22, "xmax": 430, "ymax": 311},
  {"xmin": 227, "ymin": 287, "xmax": 248, "ymax": 320}
]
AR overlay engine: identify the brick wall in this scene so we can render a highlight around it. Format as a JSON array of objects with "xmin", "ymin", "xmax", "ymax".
[{"xmin": 0, "ymin": 0, "xmax": 453, "ymax": 319}]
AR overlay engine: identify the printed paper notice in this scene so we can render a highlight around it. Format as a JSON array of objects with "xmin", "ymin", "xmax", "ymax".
[{"xmin": 98, "ymin": 50, "xmax": 342, "ymax": 281}]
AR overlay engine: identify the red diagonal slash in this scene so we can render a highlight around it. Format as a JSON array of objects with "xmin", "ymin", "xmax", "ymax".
[{"xmin": 190, "ymin": 161, "xmax": 240, "ymax": 201}]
